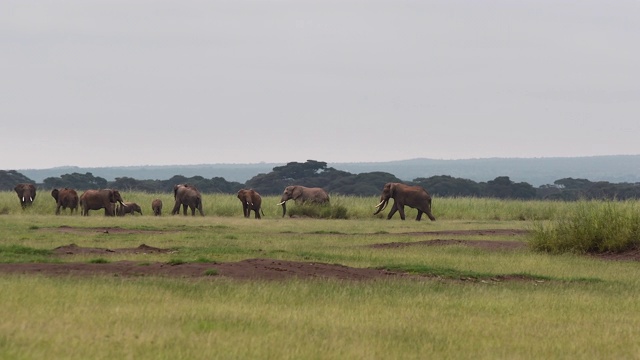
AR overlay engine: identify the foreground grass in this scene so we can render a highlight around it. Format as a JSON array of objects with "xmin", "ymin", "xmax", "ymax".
[{"xmin": 2, "ymin": 275, "xmax": 640, "ymax": 359}]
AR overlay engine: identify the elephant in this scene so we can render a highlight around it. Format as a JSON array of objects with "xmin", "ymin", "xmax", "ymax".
[
  {"xmin": 237, "ymin": 189, "xmax": 264, "ymax": 219},
  {"xmin": 116, "ymin": 202, "xmax": 142, "ymax": 216},
  {"xmin": 277, "ymin": 185, "xmax": 329, "ymax": 217},
  {"xmin": 151, "ymin": 199, "xmax": 163, "ymax": 216},
  {"xmin": 79, "ymin": 189, "xmax": 126, "ymax": 216},
  {"xmin": 172, "ymin": 184, "xmax": 204, "ymax": 216},
  {"xmin": 51, "ymin": 188, "xmax": 79, "ymax": 215},
  {"xmin": 373, "ymin": 182, "xmax": 436, "ymax": 221},
  {"xmin": 14, "ymin": 183, "xmax": 36, "ymax": 209}
]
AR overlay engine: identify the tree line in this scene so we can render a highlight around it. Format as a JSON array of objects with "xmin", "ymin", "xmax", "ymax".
[{"xmin": 2, "ymin": 160, "xmax": 640, "ymax": 200}]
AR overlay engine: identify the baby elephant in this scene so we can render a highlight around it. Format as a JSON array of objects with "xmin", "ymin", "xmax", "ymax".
[
  {"xmin": 237, "ymin": 189, "xmax": 264, "ymax": 219},
  {"xmin": 151, "ymin": 199, "xmax": 163, "ymax": 216},
  {"xmin": 116, "ymin": 202, "xmax": 142, "ymax": 216}
]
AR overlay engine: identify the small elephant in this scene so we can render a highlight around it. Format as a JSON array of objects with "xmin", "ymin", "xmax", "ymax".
[
  {"xmin": 373, "ymin": 182, "xmax": 436, "ymax": 221},
  {"xmin": 237, "ymin": 189, "xmax": 264, "ymax": 219},
  {"xmin": 79, "ymin": 189, "xmax": 126, "ymax": 216},
  {"xmin": 151, "ymin": 199, "xmax": 163, "ymax": 216},
  {"xmin": 277, "ymin": 185, "xmax": 329, "ymax": 217},
  {"xmin": 117, "ymin": 202, "xmax": 142, "ymax": 216},
  {"xmin": 51, "ymin": 188, "xmax": 79, "ymax": 215},
  {"xmin": 14, "ymin": 183, "xmax": 37, "ymax": 209},
  {"xmin": 172, "ymin": 184, "xmax": 204, "ymax": 216}
]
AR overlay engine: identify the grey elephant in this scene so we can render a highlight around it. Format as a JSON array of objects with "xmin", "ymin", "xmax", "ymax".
[
  {"xmin": 151, "ymin": 199, "xmax": 163, "ymax": 216},
  {"xmin": 237, "ymin": 189, "xmax": 264, "ymax": 219},
  {"xmin": 79, "ymin": 189, "xmax": 126, "ymax": 216},
  {"xmin": 117, "ymin": 202, "xmax": 142, "ymax": 216},
  {"xmin": 277, "ymin": 185, "xmax": 329, "ymax": 217},
  {"xmin": 373, "ymin": 182, "xmax": 436, "ymax": 221},
  {"xmin": 172, "ymin": 184, "xmax": 204, "ymax": 216},
  {"xmin": 14, "ymin": 183, "xmax": 37, "ymax": 209},
  {"xmin": 51, "ymin": 188, "xmax": 79, "ymax": 215}
]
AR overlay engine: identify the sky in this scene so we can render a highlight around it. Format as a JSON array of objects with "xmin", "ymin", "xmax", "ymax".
[{"xmin": 1, "ymin": 0, "xmax": 639, "ymax": 170}]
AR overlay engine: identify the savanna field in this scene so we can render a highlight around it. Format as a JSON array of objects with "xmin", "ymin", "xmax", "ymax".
[{"xmin": 2, "ymin": 191, "xmax": 640, "ymax": 359}]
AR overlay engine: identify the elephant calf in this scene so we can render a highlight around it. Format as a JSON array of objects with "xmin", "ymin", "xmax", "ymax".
[
  {"xmin": 117, "ymin": 202, "xmax": 142, "ymax": 216},
  {"xmin": 151, "ymin": 199, "xmax": 163, "ymax": 216}
]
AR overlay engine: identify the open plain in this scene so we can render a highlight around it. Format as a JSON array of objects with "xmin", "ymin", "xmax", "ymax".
[{"xmin": 1, "ymin": 193, "xmax": 640, "ymax": 359}]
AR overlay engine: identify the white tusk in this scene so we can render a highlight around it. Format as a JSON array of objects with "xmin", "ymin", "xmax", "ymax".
[
  {"xmin": 277, "ymin": 201, "xmax": 285, "ymax": 205},
  {"xmin": 22, "ymin": 197, "xmax": 25, "ymax": 202},
  {"xmin": 30, "ymin": 197, "xmax": 33, "ymax": 202},
  {"xmin": 375, "ymin": 200, "xmax": 385, "ymax": 208}
]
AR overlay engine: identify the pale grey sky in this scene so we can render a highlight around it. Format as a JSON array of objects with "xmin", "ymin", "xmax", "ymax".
[{"xmin": 1, "ymin": 0, "xmax": 639, "ymax": 170}]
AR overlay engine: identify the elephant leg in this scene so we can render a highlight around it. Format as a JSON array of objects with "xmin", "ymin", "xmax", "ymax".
[
  {"xmin": 416, "ymin": 210, "xmax": 423, "ymax": 221},
  {"xmin": 55, "ymin": 205, "xmax": 61, "ymax": 215},
  {"xmin": 190, "ymin": 205, "xmax": 196, "ymax": 216},
  {"xmin": 255, "ymin": 209, "xmax": 261, "ymax": 219},
  {"xmin": 397, "ymin": 205, "xmax": 406, "ymax": 220},
  {"xmin": 386, "ymin": 203, "xmax": 398, "ymax": 220},
  {"xmin": 182, "ymin": 204, "xmax": 188, "ymax": 216}
]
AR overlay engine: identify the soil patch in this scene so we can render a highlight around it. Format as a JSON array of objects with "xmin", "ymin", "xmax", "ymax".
[
  {"xmin": 0, "ymin": 258, "xmax": 407, "ymax": 281},
  {"xmin": 52, "ymin": 243, "xmax": 174, "ymax": 255},
  {"xmin": 398, "ymin": 229, "xmax": 530, "ymax": 237}
]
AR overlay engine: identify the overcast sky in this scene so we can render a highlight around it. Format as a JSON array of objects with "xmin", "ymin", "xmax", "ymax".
[{"xmin": 2, "ymin": 0, "xmax": 639, "ymax": 170}]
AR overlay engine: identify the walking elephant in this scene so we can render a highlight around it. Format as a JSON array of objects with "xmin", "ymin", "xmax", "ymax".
[
  {"xmin": 277, "ymin": 185, "xmax": 329, "ymax": 217},
  {"xmin": 14, "ymin": 183, "xmax": 36, "ymax": 209},
  {"xmin": 79, "ymin": 189, "xmax": 126, "ymax": 216},
  {"xmin": 172, "ymin": 184, "xmax": 204, "ymax": 216},
  {"xmin": 51, "ymin": 188, "xmax": 79, "ymax": 215},
  {"xmin": 237, "ymin": 189, "xmax": 264, "ymax": 219},
  {"xmin": 117, "ymin": 202, "xmax": 142, "ymax": 216},
  {"xmin": 151, "ymin": 199, "xmax": 163, "ymax": 216},
  {"xmin": 373, "ymin": 182, "xmax": 436, "ymax": 221}
]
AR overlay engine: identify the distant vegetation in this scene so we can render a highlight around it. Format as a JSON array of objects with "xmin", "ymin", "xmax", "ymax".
[{"xmin": 3, "ymin": 159, "xmax": 640, "ymax": 200}]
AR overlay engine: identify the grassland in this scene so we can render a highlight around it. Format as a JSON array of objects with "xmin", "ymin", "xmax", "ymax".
[{"xmin": 1, "ymin": 191, "xmax": 640, "ymax": 359}]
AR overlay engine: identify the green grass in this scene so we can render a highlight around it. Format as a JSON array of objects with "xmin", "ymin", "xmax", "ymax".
[{"xmin": 2, "ymin": 192, "xmax": 640, "ymax": 358}]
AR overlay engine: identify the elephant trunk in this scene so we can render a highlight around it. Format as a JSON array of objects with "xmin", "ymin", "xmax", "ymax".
[{"xmin": 281, "ymin": 202, "xmax": 287, "ymax": 217}]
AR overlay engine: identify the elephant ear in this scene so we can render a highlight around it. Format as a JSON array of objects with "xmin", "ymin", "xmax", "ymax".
[
  {"xmin": 29, "ymin": 184, "xmax": 36, "ymax": 198},
  {"xmin": 51, "ymin": 189, "xmax": 59, "ymax": 200},
  {"xmin": 108, "ymin": 190, "xmax": 116, "ymax": 203},
  {"xmin": 389, "ymin": 183, "xmax": 397, "ymax": 197},
  {"xmin": 292, "ymin": 186, "xmax": 303, "ymax": 199},
  {"xmin": 14, "ymin": 184, "xmax": 22, "ymax": 194},
  {"xmin": 174, "ymin": 185, "xmax": 180, "ymax": 199}
]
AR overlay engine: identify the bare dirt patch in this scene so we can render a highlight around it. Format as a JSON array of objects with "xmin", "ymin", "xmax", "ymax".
[
  {"xmin": 0, "ymin": 258, "xmax": 407, "ymax": 281},
  {"xmin": 52, "ymin": 243, "xmax": 174, "ymax": 255}
]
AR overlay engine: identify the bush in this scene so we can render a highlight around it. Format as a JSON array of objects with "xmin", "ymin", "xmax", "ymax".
[{"xmin": 530, "ymin": 200, "xmax": 640, "ymax": 254}]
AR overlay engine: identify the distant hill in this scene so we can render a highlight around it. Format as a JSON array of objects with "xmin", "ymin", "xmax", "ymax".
[{"xmin": 14, "ymin": 155, "xmax": 640, "ymax": 187}]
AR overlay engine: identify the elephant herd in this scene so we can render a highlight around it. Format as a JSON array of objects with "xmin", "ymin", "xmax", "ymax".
[{"xmin": 12, "ymin": 182, "xmax": 437, "ymax": 221}]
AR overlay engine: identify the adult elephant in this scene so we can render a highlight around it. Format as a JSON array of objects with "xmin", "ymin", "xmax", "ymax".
[
  {"xmin": 237, "ymin": 189, "xmax": 264, "ymax": 219},
  {"xmin": 51, "ymin": 188, "xmax": 79, "ymax": 215},
  {"xmin": 373, "ymin": 182, "xmax": 436, "ymax": 221},
  {"xmin": 277, "ymin": 185, "xmax": 329, "ymax": 217},
  {"xmin": 116, "ymin": 202, "xmax": 142, "ymax": 216},
  {"xmin": 14, "ymin": 183, "xmax": 36, "ymax": 209},
  {"xmin": 79, "ymin": 189, "xmax": 126, "ymax": 216},
  {"xmin": 172, "ymin": 184, "xmax": 204, "ymax": 216},
  {"xmin": 151, "ymin": 199, "xmax": 163, "ymax": 216}
]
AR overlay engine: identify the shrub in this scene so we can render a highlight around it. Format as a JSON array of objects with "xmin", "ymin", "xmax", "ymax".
[{"xmin": 530, "ymin": 200, "xmax": 640, "ymax": 254}]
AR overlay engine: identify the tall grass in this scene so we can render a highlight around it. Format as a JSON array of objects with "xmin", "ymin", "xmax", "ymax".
[
  {"xmin": 0, "ymin": 191, "xmax": 593, "ymax": 221},
  {"xmin": 530, "ymin": 200, "xmax": 640, "ymax": 253}
]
